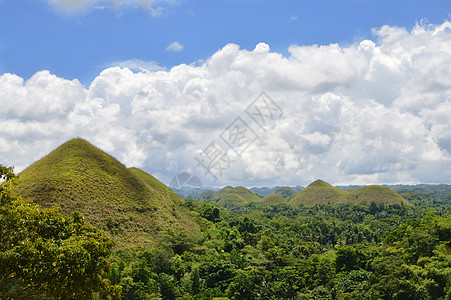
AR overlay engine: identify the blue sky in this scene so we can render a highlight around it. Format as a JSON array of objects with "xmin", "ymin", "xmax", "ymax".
[
  {"xmin": 2, "ymin": 0, "xmax": 451, "ymax": 187},
  {"xmin": 1, "ymin": 0, "xmax": 450, "ymax": 85}
]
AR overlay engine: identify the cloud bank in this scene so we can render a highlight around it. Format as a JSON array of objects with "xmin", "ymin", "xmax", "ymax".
[{"xmin": 2, "ymin": 22, "xmax": 451, "ymax": 186}]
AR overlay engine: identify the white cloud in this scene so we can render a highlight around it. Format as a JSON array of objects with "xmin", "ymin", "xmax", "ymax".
[
  {"xmin": 253, "ymin": 42, "xmax": 270, "ymax": 53},
  {"xmin": 166, "ymin": 41, "xmax": 184, "ymax": 52},
  {"xmin": 109, "ymin": 59, "xmax": 166, "ymax": 73},
  {"xmin": 2, "ymin": 22, "xmax": 451, "ymax": 186},
  {"xmin": 49, "ymin": 0, "xmax": 177, "ymax": 16}
]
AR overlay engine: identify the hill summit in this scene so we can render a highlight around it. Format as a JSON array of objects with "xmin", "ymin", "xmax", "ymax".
[
  {"xmin": 289, "ymin": 179, "xmax": 409, "ymax": 207},
  {"xmin": 14, "ymin": 138, "xmax": 199, "ymax": 249}
]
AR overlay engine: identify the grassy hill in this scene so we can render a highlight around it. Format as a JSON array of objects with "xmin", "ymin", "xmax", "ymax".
[
  {"xmin": 14, "ymin": 138, "xmax": 199, "ymax": 249},
  {"xmin": 261, "ymin": 193, "xmax": 287, "ymax": 205},
  {"xmin": 273, "ymin": 186, "xmax": 297, "ymax": 200},
  {"xmin": 251, "ymin": 185, "xmax": 304, "ymax": 197},
  {"xmin": 347, "ymin": 185, "xmax": 409, "ymax": 205},
  {"xmin": 198, "ymin": 186, "xmax": 262, "ymax": 208},
  {"xmin": 289, "ymin": 179, "xmax": 409, "ymax": 207},
  {"xmin": 197, "ymin": 189, "xmax": 218, "ymax": 202},
  {"xmin": 250, "ymin": 187, "xmax": 275, "ymax": 197}
]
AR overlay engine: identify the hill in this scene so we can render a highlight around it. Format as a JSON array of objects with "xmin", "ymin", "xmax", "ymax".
[
  {"xmin": 261, "ymin": 193, "xmax": 287, "ymax": 205},
  {"xmin": 250, "ymin": 186, "xmax": 275, "ymax": 197},
  {"xmin": 14, "ymin": 138, "xmax": 199, "ymax": 249},
  {"xmin": 289, "ymin": 179, "xmax": 408, "ymax": 207},
  {"xmin": 198, "ymin": 186, "xmax": 261, "ymax": 208},
  {"xmin": 250, "ymin": 185, "xmax": 304, "ymax": 197},
  {"xmin": 273, "ymin": 186, "xmax": 297, "ymax": 200},
  {"xmin": 197, "ymin": 189, "xmax": 218, "ymax": 202},
  {"xmin": 347, "ymin": 185, "xmax": 408, "ymax": 205}
]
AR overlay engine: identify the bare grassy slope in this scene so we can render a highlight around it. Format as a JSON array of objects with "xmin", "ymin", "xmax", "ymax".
[{"xmin": 14, "ymin": 138, "xmax": 199, "ymax": 249}]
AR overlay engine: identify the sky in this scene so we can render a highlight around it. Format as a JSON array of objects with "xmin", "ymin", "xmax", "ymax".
[{"xmin": 1, "ymin": 0, "xmax": 451, "ymax": 188}]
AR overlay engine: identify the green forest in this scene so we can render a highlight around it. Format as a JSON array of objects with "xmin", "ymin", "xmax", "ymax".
[{"xmin": 1, "ymin": 139, "xmax": 451, "ymax": 299}]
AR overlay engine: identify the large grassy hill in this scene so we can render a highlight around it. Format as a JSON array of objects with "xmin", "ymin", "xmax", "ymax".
[
  {"xmin": 289, "ymin": 179, "xmax": 409, "ymax": 207},
  {"xmin": 14, "ymin": 138, "xmax": 199, "ymax": 249}
]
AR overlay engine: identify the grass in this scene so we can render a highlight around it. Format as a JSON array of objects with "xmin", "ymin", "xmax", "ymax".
[
  {"xmin": 261, "ymin": 193, "xmax": 287, "ymax": 205},
  {"xmin": 289, "ymin": 179, "xmax": 409, "ymax": 207},
  {"xmin": 14, "ymin": 138, "xmax": 199, "ymax": 249}
]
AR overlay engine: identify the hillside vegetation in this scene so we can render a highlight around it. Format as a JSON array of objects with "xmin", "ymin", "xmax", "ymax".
[
  {"xmin": 14, "ymin": 138, "xmax": 199, "ymax": 249},
  {"xmin": 290, "ymin": 179, "xmax": 409, "ymax": 207}
]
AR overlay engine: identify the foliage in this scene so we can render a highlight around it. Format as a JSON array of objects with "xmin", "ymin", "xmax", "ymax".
[
  {"xmin": 0, "ymin": 164, "xmax": 121, "ymax": 299},
  {"xmin": 107, "ymin": 192, "xmax": 450, "ymax": 299}
]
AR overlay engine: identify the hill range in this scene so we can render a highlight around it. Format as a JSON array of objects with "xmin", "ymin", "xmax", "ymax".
[
  {"xmin": 12, "ymin": 138, "xmax": 409, "ymax": 249},
  {"xmin": 289, "ymin": 179, "xmax": 409, "ymax": 207},
  {"xmin": 196, "ymin": 180, "xmax": 408, "ymax": 208},
  {"xmin": 14, "ymin": 138, "xmax": 199, "ymax": 249},
  {"xmin": 197, "ymin": 186, "xmax": 262, "ymax": 208}
]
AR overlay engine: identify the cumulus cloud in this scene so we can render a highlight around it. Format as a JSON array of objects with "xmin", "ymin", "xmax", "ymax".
[
  {"xmin": 166, "ymin": 41, "xmax": 184, "ymax": 52},
  {"xmin": 2, "ymin": 22, "xmax": 451, "ymax": 186}
]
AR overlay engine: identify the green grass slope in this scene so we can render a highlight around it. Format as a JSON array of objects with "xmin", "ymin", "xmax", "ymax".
[
  {"xmin": 261, "ymin": 193, "xmax": 287, "ymax": 205},
  {"xmin": 196, "ymin": 189, "xmax": 218, "ymax": 202},
  {"xmin": 290, "ymin": 180, "xmax": 348, "ymax": 207},
  {"xmin": 348, "ymin": 185, "xmax": 408, "ymax": 205},
  {"xmin": 199, "ymin": 186, "xmax": 261, "ymax": 208},
  {"xmin": 289, "ymin": 179, "xmax": 409, "ymax": 207},
  {"xmin": 14, "ymin": 138, "xmax": 199, "ymax": 249}
]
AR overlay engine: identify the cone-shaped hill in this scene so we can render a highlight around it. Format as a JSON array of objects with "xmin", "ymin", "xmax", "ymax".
[
  {"xmin": 198, "ymin": 186, "xmax": 261, "ymax": 208},
  {"xmin": 289, "ymin": 179, "xmax": 409, "ymax": 207},
  {"xmin": 14, "ymin": 138, "xmax": 199, "ymax": 249},
  {"xmin": 261, "ymin": 193, "xmax": 287, "ymax": 205}
]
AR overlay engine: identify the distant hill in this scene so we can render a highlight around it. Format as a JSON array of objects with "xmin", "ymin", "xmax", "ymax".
[
  {"xmin": 273, "ymin": 186, "xmax": 297, "ymax": 200},
  {"xmin": 250, "ymin": 187, "xmax": 275, "ymax": 197},
  {"xmin": 251, "ymin": 185, "xmax": 304, "ymax": 197},
  {"xmin": 198, "ymin": 186, "xmax": 261, "ymax": 208},
  {"xmin": 289, "ymin": 179, "xmax": 409, "ymax": 207},
  {"xmin": 197, "ymin": 189, "xmax": 218, "ymax": 202},
  {"xmin": 14, "ymin": 138, "xmax": 199, "ymax": 249},
  {"xmin": 171, "ymin": 187, "xmax": 204, "ymax": 200},
  {"xmin": 261, "ymin": 193, "xmax": 287, "ymax": 205}
]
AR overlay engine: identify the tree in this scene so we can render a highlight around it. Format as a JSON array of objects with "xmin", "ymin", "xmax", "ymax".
[
  {"xmin": 0, "ymin": 165, "xmax": 121, "ymax": 299},
  {"xmin": 335, "ymin": 246, "xmax": 368, "ymax": 272},
  {"xmin": 226, "ymin": 268, "xmax": 266, "ymax": 300}
]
